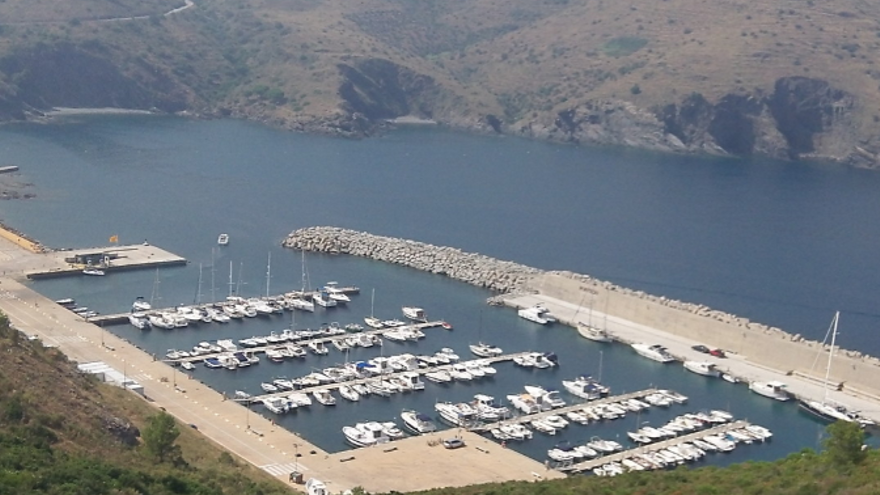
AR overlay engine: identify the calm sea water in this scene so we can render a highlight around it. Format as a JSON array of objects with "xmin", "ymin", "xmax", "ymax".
[{"xmin": 1, "ymin": 114, "xmax": 877, "ymax": 464}]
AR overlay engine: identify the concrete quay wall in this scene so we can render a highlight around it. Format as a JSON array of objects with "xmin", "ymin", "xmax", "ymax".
[{"xmin": 283, "ymin": 226, "xmax": 880, "ymax": 398}]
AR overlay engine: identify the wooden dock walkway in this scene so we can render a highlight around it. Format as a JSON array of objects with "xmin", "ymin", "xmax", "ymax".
[
  {"xmin": 558, "ymin": 420, "xmax": 751, "ymax": 473},
  {"xmin": 469, "ymin": 389, "xmax": 658, "ymax": 433},
  {"xmin": 241, "ymin": 351, "xmax": 532, "ymax": 404},
  {"xmin": 165, "ymin": 320, "xmax": 449, "ymax": 363}
]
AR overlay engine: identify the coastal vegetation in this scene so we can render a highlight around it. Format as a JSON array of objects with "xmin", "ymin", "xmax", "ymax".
[
  {"xmin": 1, "ymin": 0, "xmax": 880, "ymax": 164},
  {"xmin": 0, "ymin": 313, "xmax": 290, "ymax": 495}
]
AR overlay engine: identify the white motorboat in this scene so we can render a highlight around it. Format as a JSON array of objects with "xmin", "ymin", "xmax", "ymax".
[
  {"xmin": 577, "ymin": 321, "xmax": 612, "ymax": 342},
  {"xmin": 499, "ymin": 423, "xmax": 532, "ymax": 441},
  {"xmin": 307, "ymin": 341, "xmax": 329, "ymax": 355},
  {"xmin": 217, "ymin": 233, "xmax": 229, "ymax": 246},
  {"xmin": 289, "ymin": 297, "xmax": 315, "ymax": 312},
  {"xmin": 631, "ymin": 343, "xmax": 676, "ymax": 363},
  {"xmin": 449, "ymin": 364, "xmax": 473, "ymax": 381},
  {"xmin": 132, "ymin": 297, "xmax": 151, "ymax": 312},
  {"xmin": 338, "ymin": 385, "xmax": 360, "ymax": 402},
  {"xmin": 507, "ymin": 394, "xmax": 541, "ymax": 414},
  {"xmin": 180, "ymin": 361, "xmax": 195, "ymax": 371},
  {"xmin": 424, "ymin": 370, "xmax": 452, "ymax": 383},
  {"xmin": 562, "ymin": 376, "xmax": 609, "ymax": 400},
  {"xmin": 314, "ymin": 291, "xmax": 338, "ymax": 308},
  {"xmin": 524, "ymin": 385, "xmax": 566, "ymax": 409},
  {"xmin": 261, "ymin": 382, "xmax": 279, "ymax": 393},
  {"xmin": 587, "ymin": 437, "xmax": 623, "ymax": 453},
  {"xmin": 469, "ymin": 342, "xmax": 503, "ymax": 357},
  {"xmin": 472, "ymin": 394, "xmax": 510, "ymax": 421},
  {"xmin": 364, "ymin": 316, "xmax": 384, "ymax": 329},
  {"xmin": 343, "ymin": 422, "xmax": 390, "ymax": 448},
  {"xmin": 402, "ymin": 306, "xmax": 427, "ymax": 322},
  {"xmin": 128, "ymin": 313, "xmax": 150, "ymax": 330},
  {"xmin": 749, "ymin": 380, "xmax": 791, "ymax": 401},
  {"xmin": 262, "ymin": 397, "xmax": 289, "ymax": 414},
  {"xmin": 399, "ymin": 410, "xmax": 436, "ymax": 435},
  {"xmin": 434, "ymin": 402, "xmax": 478, "ymax": 427},
  {"xmin": 323, "ymin": 282, "xmax": 351, "ymax": 303},
  {"xmin": 312, "ymin": 389, "xmax": 337, "ymax": 406},
  {"xmin": 530, "ymin": 419, "xmax": 558, "ymax": 435},
  {"xmin": 83, "ymin": 268, "xmax": 106, "ymax": 276},
  {"xmin": 543, "ymin": 414, "xmax": 569, "ymax": 430},
  {"xmin": 381, "ymin": 421, "xmax": 405, "ymax": 440},
  {"xmin": 148, "ymin": 314, "xmax": 174, "ymax": 329},
  {"xmin": 684, "ymin": 360, "xmax": 721, "ymax": 377},
  {"xmin": 306, "ymin": 478, "xmax": 327, "ymax": 495},
  {"xmin": 517, "ymin": 304, "xmax": 556, "ymax": 325},
  {"xmin": 288, "ymin": 392, "xmax": 312, "ymax": 407}
]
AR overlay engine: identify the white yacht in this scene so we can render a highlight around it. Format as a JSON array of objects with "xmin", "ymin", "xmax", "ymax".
[
  {"xmin": 128, "ymin": 313, "xmax": 150, "ymax": 330},
  {"xmin": 401, "ymin": 410, "xmax": 437, "ymax": 435},
  {"xmin": 469, "ymin": 342, "xmax": 503, "ymax": 357},
  {"xmin": 402, "ymin": 306, "xmax": 427, "ymax": 322},
  {"xmin": 683, "ymin": 361, "xmax": 721, "ymax": 377},
  {"xmin": 132, "ymin": 297, "xmax": 151, "ymax": 312},
  {"xmin": 562, "ymin": 376, "xmax": 609, "ymax": 400},
  {"xmin": 749, "ymin": 380, "xmax": 791, "ymax": 401},
  {"xmin": 631, "ymin": 343, "xmax": 676, "ymax": 363},
  {"xmin": 342, "ymin": 422, "xmax": 390, "ymax": 448},
  {"xmin": 434, "ymin": 402, "xmax": 478, "ymax": 427},
  {"xmin": 217, "ymin": 233, "xmax": 229, "ymax": 246},
  {"xmin": 517, "ymin": 304, "xmax": 556, "ymax": 325}
]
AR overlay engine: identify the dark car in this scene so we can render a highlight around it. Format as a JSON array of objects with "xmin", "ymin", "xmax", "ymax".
[
  {"xmin": 709, "ymin": 349, "xmax": 727, "ymax": 358},
  {"xmin": 443, "ymin": 438, "xmax": 465, "ymax": 449},
  {"xmin": 691, "ymin": 344, "xmax": 710, "ymax": 354}
]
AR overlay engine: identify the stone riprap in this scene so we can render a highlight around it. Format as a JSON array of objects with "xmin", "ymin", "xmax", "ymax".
[
  {"xmin": 283, "ymin": 226, "xmax": 880, "ymax": 396},
  {"xmin": 283, "ymin": 226, "xmax": 542, "ymax": 293}
]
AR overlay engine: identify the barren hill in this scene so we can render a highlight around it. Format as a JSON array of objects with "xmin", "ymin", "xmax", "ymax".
[{"xmin": 1, "ymin": 0, "xmax": 879, "ymax": 165}]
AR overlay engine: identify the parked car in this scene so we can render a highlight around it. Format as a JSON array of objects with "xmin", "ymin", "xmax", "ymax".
[
  {"xmin": 443, "ymin": 437, "xmax": 465, "ymax": 449},
  {"xmin": 709, "ymin": 349, "xmax": 726, "ymax": 358},
  {"xmin": 691, "ymin": 344, "xmax": 710, "ymax": 354}
]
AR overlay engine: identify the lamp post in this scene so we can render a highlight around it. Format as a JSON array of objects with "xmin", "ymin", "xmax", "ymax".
[{"xmin": 294, "ymin": 442, "xmax": 299, "ymax": 471}]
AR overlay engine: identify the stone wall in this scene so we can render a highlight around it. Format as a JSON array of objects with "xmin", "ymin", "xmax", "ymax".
[{"xmin": 283, "ymin": 226, "xmax": 880, "ymax": 397}]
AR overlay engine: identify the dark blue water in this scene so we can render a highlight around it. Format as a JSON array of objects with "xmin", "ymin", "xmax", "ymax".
[{"xmin": 0, "ymin": 114, "xmax": 876, "ymax": 463}]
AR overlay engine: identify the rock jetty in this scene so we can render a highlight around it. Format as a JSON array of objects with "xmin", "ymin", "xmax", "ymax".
[
  {"xmin": 283, "ymin": 226, "xmax": 880, "ymax": 371},
  {"xmin": 282, "ymin": 226, "xmax": 542, "ymax": 292}
]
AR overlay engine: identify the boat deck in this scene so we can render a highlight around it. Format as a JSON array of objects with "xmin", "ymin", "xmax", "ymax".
[
  {"xmin": 557, "ymin": 420, "xmax": 752, "ymax": 473},
  {"xmin": 469, "ymin": 389, "xmax": 658, "ymax": 432}
]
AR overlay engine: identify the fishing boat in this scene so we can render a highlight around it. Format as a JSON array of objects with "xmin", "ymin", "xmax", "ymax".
[
  {"xmin": 401, "ymin": 410, "xmax": 437, "ymax": 435},
  {"xmin": 217, "ymin": 233, "xmax": 229, "ymax": 246}
]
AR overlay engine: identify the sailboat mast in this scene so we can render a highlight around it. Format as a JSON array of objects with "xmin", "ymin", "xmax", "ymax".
[
  {"xmin": 210, "ymin": 248, "xmax": 216, "ymax": 304},
  {"xmin": 266, "ymin": 252, "xmax": 271, "ymax": 298},
  {"xmin": 228, "ymin": 260, "xmax": 233, "ymax": 298},
  {"xmin": 823, "ymin": 311, "xmax": 840, "ymax": 401},
  {"xmin": 195, "ymin": 263, "xmax": 203, "ymax": 305}
]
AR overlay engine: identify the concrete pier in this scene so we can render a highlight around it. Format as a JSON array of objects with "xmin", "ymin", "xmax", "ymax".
[{"xmin": 25, "ymin": 243, "xmax": 186, "ymax": 279}]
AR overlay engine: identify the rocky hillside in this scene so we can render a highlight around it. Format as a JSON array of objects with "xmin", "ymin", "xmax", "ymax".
[{"xmin": 1, "ymin": 0, "xmax": 880, "ymax": 166}]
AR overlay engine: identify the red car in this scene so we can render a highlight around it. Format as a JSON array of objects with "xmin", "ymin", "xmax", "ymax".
[{"xmin": 709, "ymin": 349, "xmax": 726, "ymax": 358}]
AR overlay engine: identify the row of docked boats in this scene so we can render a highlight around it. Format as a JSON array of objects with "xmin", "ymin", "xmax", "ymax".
[
  {"xmin": 342, "ymin": 409, "xmax": 438, "ymax": 447},
  {"xmin": 591, "ymin": 423, "xmax": 773, "ymax": 476},
  {"xmin": 626, "ymin": 410, "xmax": 735, "ymax": 445}
]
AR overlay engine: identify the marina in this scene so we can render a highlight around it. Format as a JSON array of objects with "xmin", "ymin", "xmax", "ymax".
[{"xmin": 2, "ymin": 118, "xmax": 880, "ymax": 491}]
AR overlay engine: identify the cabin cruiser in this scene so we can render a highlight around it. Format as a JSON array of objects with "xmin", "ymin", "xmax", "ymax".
[
  {"xmin": 342, "ymin": 422, "xmax": 390, "ymax": 447},
  {"xmin": 132, "ymin": 297, "xmax": 151, "ymax": 312},
  {"xmin": 401, "ymin": 410, "xmax": 437, "ymax": 434},
  {"xmin": 313, "ymin": 291, "xmax": 338, "ymax": 308},
  {"xmin": 128, "ymin": 313, "xmax": 150, "ymax": 330},
  {"xmin": 562, "ymin": 376, "xmax": 609, "ymax": 400},
  {"xmin": 517, "ymin": 304, "xmax": 556, "ymax": 325},
  {"xmin": 402, "ymin": 306, "xmax": 427, "ymax": 322},
  {"xmin": 749, "ymin": 380, "xmax": 791, "ymax": 401},
  {"xmin": 507, "ymin": 393, "xmax": 542, "ymax": 415},
  {"xmin": 524, "ymin": 385, "xmax": 566, "ymax": 409},
  {"xmin": 469, "ymin": 342, "xmax": 503, "ymax": 357},
  {"xmin": 472, "ymin": 394, "xmax": 510, "ymax": 421},
  {"xmin": 434, "ymin": 402, "xmax": 478, "ymax": 427},
  {"xmin": 683, "ymin": 361, "xmax": 721, "ymax": 377},
  {"xmin": 631, "ymin": 343, "xmax": 676, "ymax": 363}
]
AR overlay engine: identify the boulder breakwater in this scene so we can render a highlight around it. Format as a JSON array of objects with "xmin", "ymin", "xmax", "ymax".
[{"xmin": 283, "ymin": 226, "xmax": 880, "ymax": 397}]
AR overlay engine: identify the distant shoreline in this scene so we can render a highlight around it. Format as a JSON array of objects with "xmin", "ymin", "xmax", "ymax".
[{"xmin": 44, "ymin": 107, "xmax": 156, "ymax": 117}]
